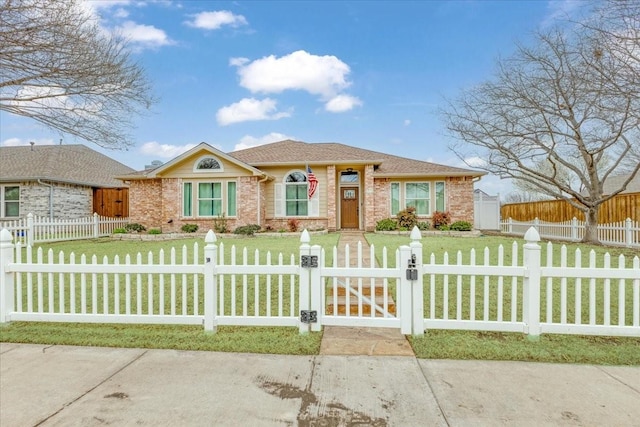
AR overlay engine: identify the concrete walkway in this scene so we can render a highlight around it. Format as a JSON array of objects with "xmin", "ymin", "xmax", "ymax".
[
  {"xmin": 2, "ymin": 342, "xmax": 639, "ymax": 426},
  {"xmin": 319, "ymin": 231, "xmax": 415, "ymax": 356}
]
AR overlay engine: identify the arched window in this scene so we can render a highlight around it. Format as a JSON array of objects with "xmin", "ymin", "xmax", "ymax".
[
  {"xmin": 193, "ymin": 156, "xmax": 223, "ymax": 172},
  {"xmin": 284, "ymin": 171, "xmax": 308, "ymax": 216}
]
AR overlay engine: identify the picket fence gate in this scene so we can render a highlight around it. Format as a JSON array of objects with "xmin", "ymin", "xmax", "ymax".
[{"xmin": 0, "ymin": 227, "xmax": 638, "ymax": 338}]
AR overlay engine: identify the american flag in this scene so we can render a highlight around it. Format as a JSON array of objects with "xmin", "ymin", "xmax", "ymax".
[{"xmin": 307, "ymin": 165, "xmax": 318, "ymax": 198}]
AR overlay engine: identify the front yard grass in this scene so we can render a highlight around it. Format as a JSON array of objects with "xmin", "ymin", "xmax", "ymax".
[{"xmin": 1, "ymin": 231, "xmax": 638, "ymax": 364}]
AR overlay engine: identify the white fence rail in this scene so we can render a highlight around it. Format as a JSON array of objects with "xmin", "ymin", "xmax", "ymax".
[
  {"xmin": 0, "ymin": 227, "xmax": 638, "ymax": 338},
  {"xmin": 0, "ymin": 213, "xmax": 128, "ymax": 246},
  {"xmin": 501, "ymin": 217, "xmax": 639, "ymax": 248}
]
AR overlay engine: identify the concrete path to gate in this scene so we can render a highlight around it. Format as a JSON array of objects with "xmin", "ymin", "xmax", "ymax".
[
  {"xmin": 2, "ymin": 342, "xmax": 639, "ymax": 426},
  {"xmin": 319, "ymin": 231, "xmax": 415, "ymax": 356}
]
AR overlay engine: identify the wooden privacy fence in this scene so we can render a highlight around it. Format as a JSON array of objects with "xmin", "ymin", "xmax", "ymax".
[
  {"xmin": 0, "ymin": 227, "xmax": 638, "ymax": 338},
  {"xmin": 501, "ymin": 217, "xmax": 639, "ymax": 248},
  {"xmin": 0, "ymin": 213, "xmax": 128, "ymax": 246},
  {"xmin": 501, "ymin": 193, "xmax": 639, "ymax": 223}
]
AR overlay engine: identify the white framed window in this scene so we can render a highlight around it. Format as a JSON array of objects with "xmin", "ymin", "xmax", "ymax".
[
  {"xmin": 182, "ymin": 180, "xmax": 237, "ymax": 218},
  {"xmin": 389, "ymin": 181, "xmax": 445, "ymax": 216},
  {"xmin": 405, "ymin": 183, "xmax": 430, "ymax": 215},
  {"xmin": 1, "ymin": 185, "xmax": 20, "ymax": 217},
  {"xmin": 274, "ymin": 170, "xmax": 319, "ymax": 217},
  {"xmin": 193, "ymin": 156, "xmax": 223, "ymax": 172}
]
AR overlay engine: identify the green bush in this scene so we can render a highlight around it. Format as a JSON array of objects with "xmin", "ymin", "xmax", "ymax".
[
  {"xmin": 417, "ymin": 221, "xmax": 431, "ymax": 230},
  {"xmin": 375, "ymin": 218, "xmax": 398, "ymax": 231},
  {"xmin": 148, "ymin": 228, "xmax": 162, "ymax": 235},
  {"xmin": 450, "ymin": 221, "xmax": 473, "ymax": 231},
  {"xmin": 113, "ymin": 228, "xmax": 126, "ymax": 234},
  {"xmin": 431, "ymin": 211, "xmax": 451, "ymax": 230},
  {"xmin": 181, "ymin": 223, "xmax": 199, "ymax": 233},
  {"xmin": 124, "ymin": 223, "xmax": 146, "ymax": 233},
  {"xmin": 234, "ymin": 224, "xmax": 261, "ymax": 236},
  {"xmin": 213, "ymin": 214, "xmax": 228, "ymax": 234},
  {"xmin": 396, "ymin": 207, "xmax": 417, "ymax": 229}
]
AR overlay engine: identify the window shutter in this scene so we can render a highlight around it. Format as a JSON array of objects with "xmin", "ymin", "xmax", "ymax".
[
  {"xmin": 309, "ymin": 191, "xmax": 319, "ymax": 217},
  {"xmin": 275, "ymin": 183, "xmax": 284, "ymax": 217}
]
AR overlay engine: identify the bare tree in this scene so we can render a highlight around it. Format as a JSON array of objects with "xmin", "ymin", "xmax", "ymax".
[
  {"xmin": 442, "ymin": 1, "xmax": 640, "ymax": 243},
  {"xmin": 0, "ymin": 0, "xmax": 155, "ymax": 149}
]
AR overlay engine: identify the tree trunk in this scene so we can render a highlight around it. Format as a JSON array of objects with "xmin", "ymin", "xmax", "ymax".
[{"xmin": 582, "ymin": 206, "xmax": 600, "ymax": 244}]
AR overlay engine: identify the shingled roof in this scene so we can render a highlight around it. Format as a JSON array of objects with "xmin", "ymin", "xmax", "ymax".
[
  {"xmin": 0, "ymin": 144, "xmax": 135, "ymax": 188},
  {"xmin": 230, "ymin": 140, "xmax": 484, "ymax": 177}
]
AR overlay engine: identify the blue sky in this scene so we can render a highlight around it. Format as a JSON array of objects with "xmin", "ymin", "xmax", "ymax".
[{"xmin": 0, "ymin": 0, "xmax": 584, "ymax": 196}]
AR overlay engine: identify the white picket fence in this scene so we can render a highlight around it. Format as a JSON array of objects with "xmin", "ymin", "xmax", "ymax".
[
  {"xmin": 501, "ymin": 217, "xmax": 639, "ymax": 248},
  {"xmin": 0, "ymin": 227, "xmax": 638, "ymax": 337},
  {"xmin": 0, "ymin": 213, "xmax": 128, "ymax": 246}
]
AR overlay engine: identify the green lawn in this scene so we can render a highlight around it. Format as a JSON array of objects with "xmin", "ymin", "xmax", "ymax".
[{"xmin": 1, "ymin": 232, "xmax": 638, "ymax": 364}]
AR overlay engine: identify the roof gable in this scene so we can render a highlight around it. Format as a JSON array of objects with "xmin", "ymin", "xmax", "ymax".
[
  {"xmin": 123, "ymin": 142, "xmax": 267, "ymax": 179},
  {"xmin": 0, "ymin": 144, "xmax": 135, "ymax": 187}
]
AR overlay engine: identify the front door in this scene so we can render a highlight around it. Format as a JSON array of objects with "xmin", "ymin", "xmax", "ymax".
[{"xmin": 340, "ymin": 187, "xmax": 359, "ymax": 229}]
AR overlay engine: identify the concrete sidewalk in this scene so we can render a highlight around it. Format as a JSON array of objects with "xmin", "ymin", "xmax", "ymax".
[{"xmin": 2, "ymin": 343, "xmax": 639, "ymax": 426}]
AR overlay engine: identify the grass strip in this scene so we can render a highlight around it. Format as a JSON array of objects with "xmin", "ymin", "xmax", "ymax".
[{"xmin": 0, "ymin": 322, "xmax": 322, "ymax": 355}]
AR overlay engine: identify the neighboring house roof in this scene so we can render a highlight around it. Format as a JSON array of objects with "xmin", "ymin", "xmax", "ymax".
[
  {"xmin": 0, "ymin": 144, "xmax": 135, "ymax": 188},
  {"xmin": 602, "ymin": 173, "xmax": 640, "ymax": 195},
  {"xmin": 231, "ymin": 140, "xmax": 485, "ymax": 178}
]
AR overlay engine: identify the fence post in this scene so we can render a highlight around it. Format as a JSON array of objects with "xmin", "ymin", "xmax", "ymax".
[
  {"xmin": 398, "ymin": 244, "xmax": 413, "ymax": 335},
  {"xmin": 522, "ymin": 227, "xmax": 541, "ymax": 340},
  {"xmin": 298, "ymin": 229, "xmax": 311, "ymax": 334},
  {"xmin": 309, "ymin": 244, "xmax": 323, "ymax": 332},
  {"xmin": 203, "ymin": 230, "xmax": 218, "ymax": 332},
  {"xmin": 571, "ymin": 217, "xmax": 578, "ymax": 241},
  {"xmin": 0, "ymin": 229, "xmax": 15, "ymax": 324},
  {"xmin": 508, "ymin": 217, "xmax": 513, "ymax": 234},
  {"xmin": 409, "ymin": 226, "xmax": 424, "ymax": 337},
  {"xmin": 93, "ymin": 212, "xmax": 100, "ymax": 238},
  {"xmin": 625, "ymin": 218, "xmax": 633, "ymax": 248},
  {"xmin": 27, "ymin": 213, "xmax": 34, "ymax": 247}
]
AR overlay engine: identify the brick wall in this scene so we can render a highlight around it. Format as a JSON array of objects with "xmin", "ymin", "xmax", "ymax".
[
  {"xmin": 446, "ymin": 176, "xmax": 475, "ymax": 224},
  {"xmin": 128, "ymin": 179, "xmax": 162, "ymax": 228},
  {"xmin": 363, "ymin": 165, "xmax": 375, "ymax": 231},
  {"xmin": 19, "ymin": 181, "xmax": 92, "ymax": 219},
  {"xmin": 237, "ymin": 176, "xmax": 259, "ymax": 226},
  {"xmin": 373, "ymin": 178, "xmax": 391, "ymax": 226}
]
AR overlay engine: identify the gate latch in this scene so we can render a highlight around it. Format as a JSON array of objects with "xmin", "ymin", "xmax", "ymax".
[
  {"xmin": 406, "ymin": 254, "xmax": 418, "ymax": 281},
  {"xmin": 300, "ymin": 310, "xmax": 317, "ymax": 323},
  {"xmin": 301, "ymin": 255, "xmax": 318, "ymax": 268}
]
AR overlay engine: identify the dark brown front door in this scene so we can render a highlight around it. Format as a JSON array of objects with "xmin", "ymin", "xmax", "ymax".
[{"xmin": 340, "ymin": 187, "xmax": 359, "ymax": 229}]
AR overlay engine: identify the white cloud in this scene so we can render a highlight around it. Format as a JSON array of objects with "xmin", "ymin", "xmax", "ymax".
[
  {"xmin": 233, "ymin": 50, "xmax": 352, "ymax": 98},
  {"xmin": 139, "ymin": 141, "xmax": 197, "ymax": 158},
  {"xmin": 404, "ymin": 119, "xmax": 411, "ymax": 126},
  {"xmin": 1, "ymin": 137, "xmax": 55, "ymax": 147},
  {"xmin": 541, "ymin": 0, "xmax": 584, "ymax": 28},
  {"xmin": 463, "ymin": 156, "xmax": 488, "ymax": 168},
  {"xmin": 229, "ymin": 57, "xmax": 249, "ymax": 67},
  {"xmin": 216, "ymin": 98, "xmax": 291, "ymax": 126},
  {"xmin": 233, "ymin": 132, "xmax": 295, "ymax": 151},
  {"xmin": 185, "ymin": 10, "xmax": 248, "ymax": 30},
  {"xmin": 324, "ymin": 94, "xmax": 362, "ymax": 113},
  {"xmin": 115, "ymin": 21, "xmax": 175, "ymax": 50}
]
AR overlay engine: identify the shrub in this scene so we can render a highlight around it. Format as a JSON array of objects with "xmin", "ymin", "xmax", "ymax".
[
  {"xmin": 376, "ymin": 218, "xmax": 398, "ymax": 231},
  {"xmin": 148, "ymin": 228, "xmax": 162, "ymax": 235},
  {"xmin": 125, "ymin": 223, "xmax": 146, "ymax": 233},
  {"xmin": 396, "ymin": 207, "xmax": 417, "ymax": 229},
  {"xmin": 287, "ymin": 218, "xmax": 300, "ymax": 232},
  {"xmin": 431, "ymin": 211, "xmax": 451, "ymax": 230},
  {"xmin": 417, "ymin": 221, "xmax": 431, "ymax": 231},
  {"xmin": 213, "ymin": 214, "xmax": 228, "ymax": 234},
  {"xmin": 234, "ymin": 224, "xmax": 261, "ymax": 236},
  {"xmin": 450, "ymin": 221, "xmax": 473, "ymax": 231},
  {"xmin": 113, "ymin": 228, "xmax": 126, "ymax": 234},
  {"xmin": 181, "ymin": 223, "xmax": 199, "ymax": 233}
]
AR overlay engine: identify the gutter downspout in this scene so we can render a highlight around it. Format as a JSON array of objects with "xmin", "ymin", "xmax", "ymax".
[{"xmin": 37, "ymin": 179, "xmax": 54, "ymax": 220}]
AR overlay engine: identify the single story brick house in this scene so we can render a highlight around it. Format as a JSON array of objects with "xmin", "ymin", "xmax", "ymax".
[
  {"xmin": 120, "ymin": 140, "xmax": 485, "ymax": 232},
  {"xmin": 0, "ymin": 144, "xmax": 134, "ymax": 220}
]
